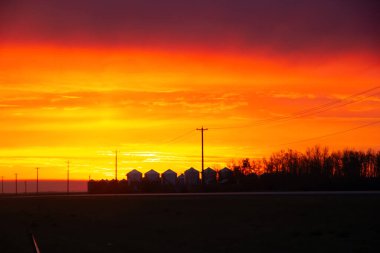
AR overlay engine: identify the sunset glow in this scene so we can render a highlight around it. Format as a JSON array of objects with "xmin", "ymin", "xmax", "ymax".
[{"xmin": 0, "ymin": 0, "xmax": 379, "ymax": 183}]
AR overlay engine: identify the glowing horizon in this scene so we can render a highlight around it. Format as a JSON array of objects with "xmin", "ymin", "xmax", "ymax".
[{"xmin": 0, "ymin": 0, "xmax": 379, "ymax": 181}]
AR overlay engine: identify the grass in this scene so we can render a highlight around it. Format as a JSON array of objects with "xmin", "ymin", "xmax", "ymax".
[{"xmin": 0, "ymin": 194, "xmax": 380, "ymax": 252}]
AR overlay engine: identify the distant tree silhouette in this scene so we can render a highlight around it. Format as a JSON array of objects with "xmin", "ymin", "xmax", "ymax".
[
  {"xmin": 376, "ymin": 151, "xmax": 380, "ymax": 177},
  {"xmin": 342, "ymin": 150, "xmax": 362, "ymax": 179},
  {"xmin": 88, "ymin": 146, "xmax": 380, "ymax": 194}
]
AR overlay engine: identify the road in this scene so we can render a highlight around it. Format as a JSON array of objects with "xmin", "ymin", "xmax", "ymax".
[{"xmin": 2, "ymin": 190, "xmax": 380, "ymax": 199}]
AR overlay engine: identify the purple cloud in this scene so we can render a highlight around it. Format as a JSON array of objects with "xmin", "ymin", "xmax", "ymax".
[{"xmin": 0, "ymin": 0, "xmax": 379, "ymax": 55}]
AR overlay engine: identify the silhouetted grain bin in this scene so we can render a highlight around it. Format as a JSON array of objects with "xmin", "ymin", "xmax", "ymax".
[
  {"xmin": 204, "ymin": 167, "xmax": 217, "ymax": 184},
  {"xmin": 127, "ymin": 169, "xmax": 142, "ymax": 185},
  {"xmin": 218, "ymin": 167, "xmax": 233, "ymax": 183},
  {"xmin": 177, "ymin": 174, "xmax": 185, "ymax": 185},
  {"xmin": 162, "ymin": 169, "xmax": 177, "ymax": 185},
  {"xmin": 184, "ymin": 167, "xmax": 200, "ymax": 185},
  {"xmin": 144, "ymin": 169, "xmax": 160, "ymax": 182}
]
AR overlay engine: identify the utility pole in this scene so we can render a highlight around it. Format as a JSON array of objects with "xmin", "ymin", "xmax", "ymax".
[
  {"xmin": 1, "ymin": 176, "xmax": 3, "ymax": 194},
  {"xmin": 67, "ymin": 160, "xmax": 70, "ymax": 194},
  {"xmin": 196, "ymin": 126, "xmax": 208, "ymax": 185},
  {"xmin": 36, "ymin": 167, "xmax": 39, "ymax": 194},
  {"xmin": 115, "ymin": 150, "xmax": 118, "ymax": 181},
  {"xmin": 15, "ymin": 173, "xmax": 18, "ymax": 195}
]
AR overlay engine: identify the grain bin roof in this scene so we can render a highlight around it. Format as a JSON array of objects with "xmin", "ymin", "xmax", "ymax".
[
  {"xmin": 185, "ymin": 167, "xmax": 199, "ymax": 173},
  {"xmin": 163, "ymin": 169, "xmax": 177, "ymax": 175},
  {"xmin": 145, "ymin": 169, "xmax": 159, "ymax": 175},
  {"xmin": 127, "ymin": 169, "xmax": 142, "ymax": 176}
]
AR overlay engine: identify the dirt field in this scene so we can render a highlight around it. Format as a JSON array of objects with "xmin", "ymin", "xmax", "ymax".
[{"xmin": 0, "ymin": 193, "xmax": 379, "ymax": 253}]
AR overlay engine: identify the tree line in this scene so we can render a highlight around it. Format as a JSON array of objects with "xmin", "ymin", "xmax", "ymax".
[
  {"xmin": 232, "ymin": 146, "xmax": 380, "ymax": 179},
  {"xmin": 228, "ymin": 146, "xmax": 380, "ymax": 191},
  {"xmin": 88, "ymin": 146, "xmax": 380, "ymax": 193}
]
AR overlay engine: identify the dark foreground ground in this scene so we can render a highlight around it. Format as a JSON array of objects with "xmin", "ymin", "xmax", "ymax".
[{"xmin": 1, "ymin": 193, "xmax": 380, "ymax": 253}]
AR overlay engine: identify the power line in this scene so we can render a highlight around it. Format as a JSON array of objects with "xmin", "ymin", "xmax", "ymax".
[
  {"xmin": 159, "ymin": 129, "xmax": 196, "ymax": 146},
  {"xmin": 288, "ymin": 86, "xmax": 380, "ymax": 116},
  {"xmin": 209, "ymin": 85, "xmax": 380, "ymax": 130},
  {"xmin": 274, "ymin": 91, "xmax": 380, "ymax": 125},
  {"xmin": 257, "ymin": 89, "xmax": 379, "ymax": 127},
  {"xmin": 279, "ymin": 120, "xmax": 380, "ymax": 147}
]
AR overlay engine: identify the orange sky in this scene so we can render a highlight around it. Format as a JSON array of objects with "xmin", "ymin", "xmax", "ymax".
[
  {"xmin": 0, "ymin": 44, "xmax": 379, "ymax": 180},
  {"xmin": 0, "ymin": 0, "xmax": 379, "ymax": 181}
]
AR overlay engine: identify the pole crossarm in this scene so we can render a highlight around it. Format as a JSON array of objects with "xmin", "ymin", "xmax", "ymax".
[
  {"xmin": 15, "ymin": 173, "xmax": 18, "ymax": 195},
  {"xmin": 67, "ymin": 160, "xmax": 70, "ymax": 194},
  {"xmin": 115, "ymin": 150, "xmax": 118, "ymax": 181},
  {"xmin": 196, "ymin": 127, "xmax": 208, "ymax": 185},
  {"xmin": 36, "ymin": 167, "xmax": 39, "ymax": 194}
]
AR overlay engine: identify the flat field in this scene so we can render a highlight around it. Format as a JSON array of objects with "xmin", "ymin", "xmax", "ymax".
[{"xmin": 0, "ymin": 193, "xmax": 379, "ymax": 253}]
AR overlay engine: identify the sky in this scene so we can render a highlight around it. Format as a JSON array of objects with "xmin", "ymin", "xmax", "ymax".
[{"xmin": 0, "ymin": 0, "xmax": 379, "ymax": 183}]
